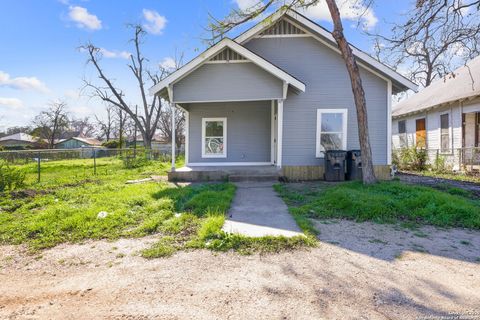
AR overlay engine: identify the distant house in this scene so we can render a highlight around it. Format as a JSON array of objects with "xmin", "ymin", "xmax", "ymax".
[
  {"xmin": 54, "ymin": 137, "xmax": 102, "ymax": 149},
  {"xmin": 130, "ymin": 134, "xmax": 184, "ymax": 153},
  {"xmin": 392, "ymin": 55, "xmax": 480, "ymax": 170},
  {"xmin": 0, "ymin": 133, "xmax": 42, "ymax": 149}
]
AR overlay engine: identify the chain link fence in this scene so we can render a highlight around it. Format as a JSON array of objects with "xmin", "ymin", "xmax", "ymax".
[
  {"xmin": 394, "ymin": 147, "xmax": 480, "ymax": 173},
  {"xmin": 0, "ymin": 147, "xmax": 176, "ymax": 183}
]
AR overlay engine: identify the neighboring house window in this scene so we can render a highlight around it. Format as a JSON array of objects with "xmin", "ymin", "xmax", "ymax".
[
  {"xmin": 202, "ymin": 118, "xmax": 227, "ymax": 158},
  {"xmin": 316, "ymin": 109, "xmax": 348, "ymax": 157},
  {"xmin": 415, "ymin": 118, "xmax": 426, "ymax": 148},
  {"xmin": 440, "ymin": 113, "xmax": 450, "ymax": 152},
  {"xmin": 398, "ymin": 120, "xmax": 407, "ymax": 148}
]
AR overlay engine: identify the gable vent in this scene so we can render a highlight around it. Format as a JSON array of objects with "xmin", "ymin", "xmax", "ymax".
[
  {"xmin": 209, "ymin": 47, "xmax": 247, "ymax": 62},
  {"xmin": 260, "ymin": 18, "xmax": 306, "ymax": 36}
]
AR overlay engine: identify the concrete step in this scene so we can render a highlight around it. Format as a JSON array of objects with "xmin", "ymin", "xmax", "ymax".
[{"xmin": 228, "ymin": 175, "xmax": 279, "ymax": 182}]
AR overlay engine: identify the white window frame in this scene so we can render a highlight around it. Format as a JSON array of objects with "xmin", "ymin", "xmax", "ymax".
[
  {"xmin": 439, "ymin": 112, "xmax": 452, "ymax": 154},
  {"xmin": 202, "ymin": 117, "xmax": 227, "ymax": 158},
  {"xmin": 398, "ymin": 119, "xmax": 408, "ymax": 148},
  {"xmin": 316, "ymin": 109, "xmax": 348, "ymax": 158}
]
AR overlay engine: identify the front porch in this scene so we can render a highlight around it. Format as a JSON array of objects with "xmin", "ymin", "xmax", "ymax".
[{"xmin": 168, "ymin": 165, "xmax": 282, "ymax": 182}]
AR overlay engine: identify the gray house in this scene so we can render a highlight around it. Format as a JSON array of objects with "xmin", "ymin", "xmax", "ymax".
[{"xmin": 150, "ymin": 9, "xmax": 416, "ymax": 181}]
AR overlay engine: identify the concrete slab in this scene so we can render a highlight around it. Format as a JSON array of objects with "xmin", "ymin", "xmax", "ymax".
[{"xmin": 222, "ymin": 182, "xmax": 303, "ymax": 237}]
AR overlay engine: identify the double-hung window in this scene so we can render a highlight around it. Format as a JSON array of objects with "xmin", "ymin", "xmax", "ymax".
[
  {"xmin": 202, "ymin": 118, "xmax": 227, "ymax": 158},
  {"xmin": 440, "ymin": 113, "xmax": 450, "ymax": 152},
  {"xmin": 316, "ymin": 109, "xmax": 348, "ymax": 157}
]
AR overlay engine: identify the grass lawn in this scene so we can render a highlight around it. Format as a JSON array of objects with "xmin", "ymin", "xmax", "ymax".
[
  {"xmin": 275, "ymin": 181, "xmax": 480, "ymax": 230},
  {"xmin": 0, "ymin": 156, "xmax": 314, "ymax": 256}
]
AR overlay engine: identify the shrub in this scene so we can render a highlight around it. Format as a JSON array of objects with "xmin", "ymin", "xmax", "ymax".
[
  {"xmin": 432, "ymin": 153, "xmax": 451, "ymax": 173},
  {"xmin": 122, "ymin": 156, "xmax": 151, "ymax": 169},
  {"xmin": 393, "ymin": 146, "xmax": 428, "ymax": 171},
  {"xmin": 0, "ymin": 160, "xmax": 26, "ymax": 192},
  {"xmin": 102, "ymin": 140, "xmax": 120, "ymax": 149}
]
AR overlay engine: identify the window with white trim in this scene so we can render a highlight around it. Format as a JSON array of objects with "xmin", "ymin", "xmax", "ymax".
[
  {"xmin": 398, "ymin": 120, "xmax": 407, "ymax": 148},
  {"xmin": 440, "ymin": 113, "xmax": 450, "ymax": 152},
  {"xmin": 202, "ymin": 118, "xmax": 227, "ymax": 158},
  {"xmin": 316, "ymin": 109, "xmax": 348, "ymax": 157}
]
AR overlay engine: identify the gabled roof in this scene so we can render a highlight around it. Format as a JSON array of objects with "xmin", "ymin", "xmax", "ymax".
[
  {"xmin": 236, "ymin": 9, "xmax": 418, "ymax": 93},
  {"xmin": 393, "ymin": 55, "xmax": 480, "ymax": 118},
  {"xmin": 55, "ymin": 136, "xmax": 102, "ymax": 146},
  {"xmin": 0, "ymin": 132, "xmax": 37, "ymax": 142},
  {"xmin": 149, "ymin": 38, "xmax": 306, "ymax": 98}
]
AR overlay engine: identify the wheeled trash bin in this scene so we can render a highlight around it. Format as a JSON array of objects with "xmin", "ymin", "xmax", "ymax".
[
  {"xmin": 346, "ymin": 150, "xmax": 362, "ymax": 180},
  {"xmin": 324, "ymin": 150, "xmax": 347, "ymax": 181}
]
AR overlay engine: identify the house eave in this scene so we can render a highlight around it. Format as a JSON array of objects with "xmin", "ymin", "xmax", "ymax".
[
  {"xmin": 148, "ymin": 38, "xmax": 306, "ymax": 101},
  {"xmin": 235, "ymin": 9, "xmax": 418, "ymax": 93}
]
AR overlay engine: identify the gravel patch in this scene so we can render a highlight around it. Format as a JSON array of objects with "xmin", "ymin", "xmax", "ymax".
[{"xmin": 0, "ymin": 222, "xmax": 479, "ymax": 319}]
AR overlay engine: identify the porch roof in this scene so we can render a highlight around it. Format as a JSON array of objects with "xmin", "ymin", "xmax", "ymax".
[{"xmin": 149, "ymin": 38, "xmax": 306, "ymax": 102}]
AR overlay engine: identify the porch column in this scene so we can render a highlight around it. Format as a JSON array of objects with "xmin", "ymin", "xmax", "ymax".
[
  {"xmin": 277, "ymin": 99, "xmax": 284, "ymax": 168},
  {"xmin": 171, "ymin": 103, "xmax": 176, "ymax": 171}
]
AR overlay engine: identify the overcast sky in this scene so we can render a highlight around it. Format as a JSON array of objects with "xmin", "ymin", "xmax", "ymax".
[{"xmin": 0, "ymin": 0, "xmax": 412, "ymax": 131}]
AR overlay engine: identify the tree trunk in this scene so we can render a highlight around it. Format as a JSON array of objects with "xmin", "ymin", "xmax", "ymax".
[{"xmin": 325, "ymin": 0, "xmax": 377, "ymax": 184}]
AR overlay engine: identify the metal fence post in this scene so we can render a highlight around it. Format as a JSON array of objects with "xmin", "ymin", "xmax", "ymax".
[{"xmin": 37, "ymin": 152, "xmax": 41, "ymax": 183}]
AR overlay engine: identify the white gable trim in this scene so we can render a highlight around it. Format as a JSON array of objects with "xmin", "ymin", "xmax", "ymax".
[
  {"xmin": 149, "ymin": 38, "xmax": 305, "ymax": 97},
  {"xmin": 236, "ymin": 10, "xmax": 417, "ymax": 92}
]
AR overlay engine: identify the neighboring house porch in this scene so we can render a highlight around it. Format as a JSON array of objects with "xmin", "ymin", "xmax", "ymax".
[{"xmin": 392, "ymin": 55, "xmax": 480, "ymax": 171}]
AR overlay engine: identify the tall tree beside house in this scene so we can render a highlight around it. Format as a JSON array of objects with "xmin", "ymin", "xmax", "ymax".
[
  {"xmin": 373, "ymin": 0, "xmax": 480, "ymax": 88},
  {"xmin": 31, "ymin": 101, "xmax": 70, "ymax": 149},
  {"xmin": 81, "ymin": 25, "xmax": 163, "ymax": 150},
  {"xmin": 209, "ymin": 0, "xmax": 378, "ymax": 184}
]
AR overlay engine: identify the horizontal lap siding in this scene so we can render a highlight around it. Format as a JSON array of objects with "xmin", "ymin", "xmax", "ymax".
[
  {"xmin": 188, "ymin": 101, "xmax": 271, "ymax": 163},
  {"xmin": 244, "ymin": 37, "xmax": 388, "ymax": 165},
  {"xmin": 173, "ymin": 63, "xmax": 283, "ymax": 102}
]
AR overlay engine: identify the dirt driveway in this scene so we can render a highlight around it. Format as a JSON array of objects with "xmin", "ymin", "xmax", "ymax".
[{"xmin": 1, "ymin": 221, "xmax": 479, "ymax": 320}]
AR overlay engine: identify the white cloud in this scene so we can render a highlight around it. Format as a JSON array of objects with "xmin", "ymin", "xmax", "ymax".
[
  {"xmin": 99, "ymin": 48, "xmax": 131, "ymax": 59},
  {"xmin": 300, "ymin": 0, "xmax": 378, "ymax": 30},
  {"xmin": 142, "ymin": 9, "xmax": 167, "ymax": 35},
  {"xmin": 68, "ymin": 6, "xmax": 102, "ymax": 30},
  {"xmin": 0, "ymin": 71, "xmax": 49, "ymax": 93},
  {"xmin": 0, "ymin": 97, "xmax": 23, "ymax": 109},
  {"xmin": 159, "ymin": 57, "xmax": 176, "ymax": 70}
]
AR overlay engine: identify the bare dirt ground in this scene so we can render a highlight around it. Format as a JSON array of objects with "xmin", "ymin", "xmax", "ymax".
[{"xmin": 1, "ymin": 221, "xmax": 479, "ymax": 320}]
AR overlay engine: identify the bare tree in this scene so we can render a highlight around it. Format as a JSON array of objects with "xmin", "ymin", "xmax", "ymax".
[
  {"xmin": 70, "ymin": 117, "xmax": 95, "ymax": 137},
  {"xmin": 155, "ymin": 52, "xmax": 185, "ymax": 154},
  {"xmin": 373, "ymin": 0, "xmax": 480, "ymax": 87},
  {"xmin": 81, "ymin": 25, "xmax": 163, "ymax": 149},
  {"xmin": 156, "ymin": 105, "xmax": 185, "ymax": 154},
  {"xmin": 32, "ymin": 101, "xmax": 70, "ymax": 149},
  {"xmin": 208, "ymin": 0, "xmax": 378, "ymax": 183},
  {"xmin": 95, "ymin": 105, "xmax": 115, "ymax": 141}
]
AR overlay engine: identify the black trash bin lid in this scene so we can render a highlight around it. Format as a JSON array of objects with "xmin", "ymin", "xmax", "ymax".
[{"xmin": 325, "ymin": 150, "xmax": 347, "ymax": 158}]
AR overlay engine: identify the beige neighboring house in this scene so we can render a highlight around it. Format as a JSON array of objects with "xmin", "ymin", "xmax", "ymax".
[
  {"xmin": 392, "ymin": 55, "xmax": 480, "ymax": 170},
  {"xmin": 0, "ymin": 133, "xmax": 40, "ymax": 148}
]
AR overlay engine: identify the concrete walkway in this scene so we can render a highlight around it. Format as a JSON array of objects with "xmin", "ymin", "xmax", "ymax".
[{"xmin": 222, "ymin": 182, "xmax": 303, "ymax": 237}]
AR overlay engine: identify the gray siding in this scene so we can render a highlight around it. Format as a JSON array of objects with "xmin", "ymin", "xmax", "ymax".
[
  {"xmin": 173, "ymin": 63, "xmax": 283, "ymax": 103},
  {"xmin": 188, "ymin": 101, "xmax": 271, "ymax": 163},
  {"xmin": 244, "ymin": 37, "xmax": 388, "ymax": 165}
]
